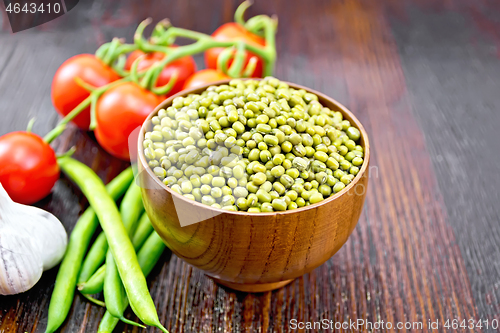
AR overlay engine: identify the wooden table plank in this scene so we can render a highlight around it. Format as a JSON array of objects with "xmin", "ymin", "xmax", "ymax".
[
  {"xmin": 1, "ymin": 0, "xmax": 498, "ymax": 332},
  {"xmin": 388, "ymin": 2, "xmax": 500, "ymax": 324}
]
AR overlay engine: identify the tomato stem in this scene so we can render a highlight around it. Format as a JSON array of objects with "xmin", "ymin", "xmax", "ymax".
[
  {"xmin": 74, "ymin": 77, "xmax": 97, "ymax": 92},
  {"xmin": 44, "ymin": 123, "xmax": 67, "ymax": 144},
  {"xmin": 102, "ymin": 38, "xmax": 122, "ymax": 66},
  {"xmin": 112, "ymin": 54, "xmax": 128, "ymax": 77},
  {"xmin": 95, "ymin": 43, "xmax": 110, "ymax": 60},
  {"xmin": 151, "ymin": 19, "xmax": 172, "ymax": 44},
  {"xmin": 43, "ymin": 96, "xmax": 92, "ymax": 143},
  {"xmin": 56, "ymin": 146, "xmax": 76, "ymax": 159},
  {"xmin": 49, "ymin": 4, "xmax": 278, "ymax": 141},
  {"xmin": 89, "ymin": 94, "xmax": 99, "ymax": 130},
  {"xmin": 26, "ymin": 117, "xmax": 36, "ymax": 133},
  {"xmin": 216, "ymin": 47, "xmax": 234, "ymax": 74},
  {"xmin": 139, "ymin": 65, "xmax": 157, "ymax": 90},
  {"xmin": 151, "ymin": 70, "xmax": 178, "ymax": 95},
  {"xmin": 227, "ymin": 41, "xmax": 247, "ymax": 77},
  {"xmin": 234, "ymin": 0, "xmax": 253, "ymax": 27},
  {"xmin": 44, "ymin": 78, "xmax": 130, "ymax": 143},
  {"xmin": 242, "ymin": 56, "xmax": 258, "ymax": 78}
]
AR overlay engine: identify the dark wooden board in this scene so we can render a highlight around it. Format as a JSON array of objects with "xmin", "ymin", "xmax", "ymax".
[{"xmin": 0, "ymin": 0, "xmax": 499, "ymax": 332}]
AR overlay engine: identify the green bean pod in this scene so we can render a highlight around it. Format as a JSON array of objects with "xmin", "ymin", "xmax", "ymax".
[
  {"xmin": 58, "ymin": 157, "xmax": 168, "ymax": 333},
  {"xmin": 79, "ymin": 179, "xmax": 145, "ymax": 284},
  {"xmin": 103, "ymin": 181, "xmax": 145, "ymax": 323},
  {"xmin": 131, "ymin": 213, "xmax": 155, "ymax": 251},
  {"xmin": 78, "ymin": 264, "xmax": 106, "ymax": 295},
  {"xmin": 104, "ymin": 252, "xmax": 145, "ymax": 328},
  {"xmin": 45, "ymin": 166, "xmax": 134, "ymax": 333},
  {"xmin": 98, "ymin": 231, "xmax": 166, "ymax": 333},
  {"xmin": 77, "ymin": 213, "xmax": 154, "ymax": 295},
  {"xmin": 118, "ymin": 180, "xmax": 145, "ymax": 235},
  {"xmin": 78, "ymin": 232, "xmax": 108, "ymax": 284}
]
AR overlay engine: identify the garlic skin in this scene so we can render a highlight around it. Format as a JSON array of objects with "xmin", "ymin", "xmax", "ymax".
[
  {"xmin": 9, "ymin": 204, "xmax": 68, "ymax": 270},
  {"xmin": 0, "ymin": 231, "xmax": 43, "ymax": 295},
  {"xmin": 0, "ymin": 183, "xmax": 67, "ymax": 295}
]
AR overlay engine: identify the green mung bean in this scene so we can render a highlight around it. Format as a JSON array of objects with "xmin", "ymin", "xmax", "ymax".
[{"xmin": 144, "ymin": 77, "xmax": 365, "ymax": 212}]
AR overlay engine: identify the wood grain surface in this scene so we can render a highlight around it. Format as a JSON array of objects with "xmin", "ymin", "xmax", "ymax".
[{"xmin": 0, "ymin": 0, "xmax": 498, "ymax": 332}]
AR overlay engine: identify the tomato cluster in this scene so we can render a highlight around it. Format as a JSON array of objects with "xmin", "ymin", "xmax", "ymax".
[
  {"xmin": 50, "ymin": 22, "xmax": 266, "ymax": 161},
  {"xmin": 0, "ymin": 21, "xmax": 267, "ymax": 204}
]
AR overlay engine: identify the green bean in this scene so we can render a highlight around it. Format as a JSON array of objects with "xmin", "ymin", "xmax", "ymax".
[
  {"xmin": 104, "ymin": 252, "xmax": 145, "ymax": 328},
  {"xmin": 97, "ymin": 232, "xmax": 166, "ymax": 333},
  {"xmin": 58, "ymin": 158, "xmax": 168, "ymax": 333},
  {"xmin": 78, "ymin": 232, "xmax": 108, "ymax": 285},
  {"xmin": 132, "ymin": 213, "xmax": 155, "ymax": 250},
  {"xmin": 103, "ymin": 181, "xmax": 147, "ymax": 325},
  {"xmin": 79, "ymin": 180, "xmax": 144, "ymax": 285},
  {"xmin": 45, "ymin": 167, "xmax": 134, "ymax": 333},
  {"xmin": 78, "ymin": 264, "xmax": 106, "ymax": 295},
  {"xmin": 78, "ymin": 213, "xmax": 154, "ymax": 295}
]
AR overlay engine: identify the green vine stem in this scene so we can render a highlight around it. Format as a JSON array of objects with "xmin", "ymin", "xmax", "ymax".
[
  {"xmin": 43, "ymin": 1, "xmax": 277, "ymax": 145},
  {"xmin": 95, "ymin": 38, "xmax": 137, "ymax": 69},
  {"xmin": 89, "ymin": 94, "xmax": 99, "ymax": 130},
  {"xmin": 234, "ymin": 0, "xmax": 253, "ymax": 27},
  {"xmin": 242, "ymin": 56, "xmax": 258, "ymax": 77},
  {"xmin": 135, "ymin": 20, "xmax": 276, "ymax": 78},
  {"xmin": 56, "ymin": 146, "xmax": 76, "ymax": 159},
  {"xmin": 227, "ymin": 41, "xmax": 247, "ymax": 77},
  {"xmin": 95, "ymin": 43, "xmax": 110, "ymax": 60},
  {"xmin": 74, "ymin": 77, "xmax": 97, "ymax": 92},
  {"xmin": 43, "ymin": 77, "xmax": 130, "ymax": 143},
  {"xmin": 112, "ymin": 54, "xmax": 128, "ymax": 77},
  {"xmin": 217, "ymin": 47, "xmax": 235, "ymax": 74},
  {"xmin": 129, "ymin": 54, "xmax": 144, "ymax": 85},
  {"xmin": 102, "ymin": 38, "xmax": 122, "ymax": 66},
  {"xmin": 26, "ymin": 117, "xmax": 36, "ymax": 133},
  {"xmin": 151, "ymin": 68, "xmax": 178, "ymax": 95},
  {"xmin": 150, "ymin": 19, "xmax": 172, "ymax": 44},
  {"xmin": 139, "ymin": 65, "xmax": 158, "ymax": 90}
]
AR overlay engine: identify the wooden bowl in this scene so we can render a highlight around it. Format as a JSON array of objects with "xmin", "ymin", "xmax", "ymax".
[{"xmin": 138, "ymin": 80, "xmax": 370, "ymax": 292}]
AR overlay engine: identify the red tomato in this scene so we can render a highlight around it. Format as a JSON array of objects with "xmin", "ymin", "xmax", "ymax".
[
  {"xmin": 205, "ymin": 23, "xmax": 266, "ymax": 78},
  {"xmin": 94, "ymin": 82, "xmax": 163, "ymax": 160},
  {"xmin": 0, "ymin": 132, "xmax": 59, "ymax": 204},
  {"xmin": 51, "ymin": 54, "xmax": 120, "ymax": 130},
  {"xmin": 183, "ymin": 69, "xmax": 230, "ymax": 90},
  {"xmin": 125, "ymin": 49, "xmax": 196, "ymax": 97}
]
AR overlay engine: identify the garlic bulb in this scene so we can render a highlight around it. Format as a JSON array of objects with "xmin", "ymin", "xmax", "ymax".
[{"xmin": 0, "ymin": 183, "xmax": 67, "ymax": 295}]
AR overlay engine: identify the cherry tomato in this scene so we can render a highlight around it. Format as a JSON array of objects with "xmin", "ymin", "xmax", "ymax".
[
  {"xmin": 51, "ymin": 54, "xmax": 120, "ymax": 130},
  {"xmin": 0, "ymin": 132, "xmax": 59, "ymax": 204},
  {"xmin": 94, "ymin": 82, "xmax": 163, "ymax": 160},
  {"xmin": 205, "ymin": 23, "xmax": 266, "ymax": 78},
  {"xmin": 183, "ymin": 69, "xmax": 230, "ymax": 90},
  {"xmin": 125, "ymin": 49, "xmax": 196, "ymax": 97}
]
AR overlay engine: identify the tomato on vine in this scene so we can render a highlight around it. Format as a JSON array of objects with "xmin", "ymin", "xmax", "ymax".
[
  {"xmin": 51, "ymin": 54, "xmax": 120, "ymax": 130},
  {"xmin": 125, "ymin": 49, "xmax": 196, "ymax": 97},
  {"xmin": 183, "ymin": 69, "xmax": 229, "ymax": 90},
  {"xmin": 0, "ymin": 132, "xmax": 59, "ymax": 204},
  {"xmin": 94, "ymin": 82, "xmax": 163, "ymax": 160},
  {"xmin": 205, "ymin": 23, "xmax": 266, "ymax": 78}
]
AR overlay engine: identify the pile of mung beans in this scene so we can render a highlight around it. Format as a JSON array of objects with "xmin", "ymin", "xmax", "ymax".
[{"xmin": 143, "ymin": 77, "xmax": 365, "ymax": 212}]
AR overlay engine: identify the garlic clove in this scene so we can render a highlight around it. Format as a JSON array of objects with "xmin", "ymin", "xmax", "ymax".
[
  {"xmin": 0, "ymin": 230, "xmax": 43, "ymax": 295},
  {"xmin": 0, "ymin": 183, "xmax": 68, "ymax": 295},
  {"xmin": 16, "ymin": 204, "xmax": 68, "ymax": 270}
]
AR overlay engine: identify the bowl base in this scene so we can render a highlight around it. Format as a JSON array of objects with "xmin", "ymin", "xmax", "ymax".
[{"xmin": 210, "ymin": 278, "xmax": 294, "ymax": 293}]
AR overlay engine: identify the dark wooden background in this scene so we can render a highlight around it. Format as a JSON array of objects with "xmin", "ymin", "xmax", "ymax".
[{"xmin": 1, "ymin": 0, "xmax": 500, "ymax": 332}]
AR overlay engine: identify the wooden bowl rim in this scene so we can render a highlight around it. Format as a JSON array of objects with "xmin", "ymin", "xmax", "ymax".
[{"xmin": 138, "ymin": 79, "xmax": 370, "ymax": 217}]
